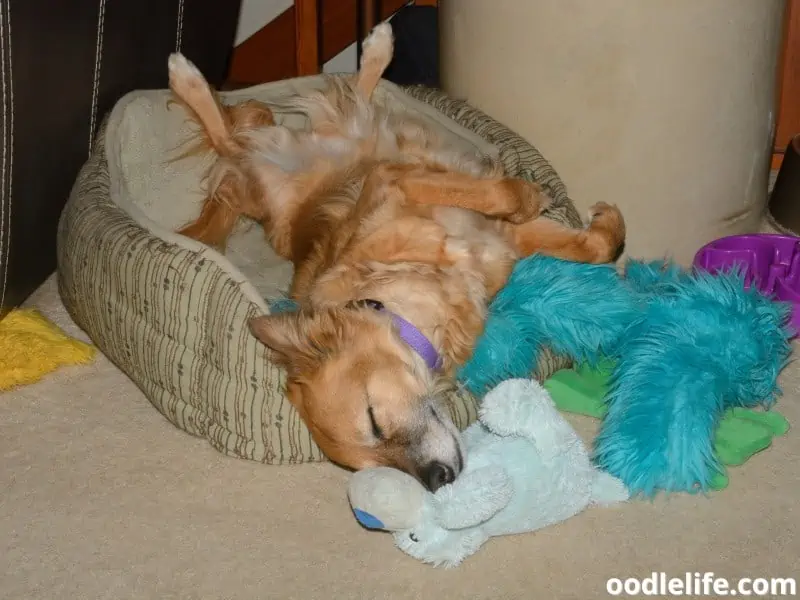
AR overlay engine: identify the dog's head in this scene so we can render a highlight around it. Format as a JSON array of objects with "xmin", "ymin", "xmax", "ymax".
[{"xmin": 249, "ymin": 307, "xmax": 463, "ymax": 491}]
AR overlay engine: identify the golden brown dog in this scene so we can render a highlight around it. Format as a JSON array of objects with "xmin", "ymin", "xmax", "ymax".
[{"xmin": 168, "ymin": 24, "xmax": 625, "ymax": 490}]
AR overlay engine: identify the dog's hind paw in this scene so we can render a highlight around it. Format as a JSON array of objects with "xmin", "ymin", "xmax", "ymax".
[
  {"xmin": 363, "ymin": 22, "xmax": 394, "ymax": 53},
  {"xmin": 361, "ymin": 22, "xmax": 394, "ymax": 68},
  {"xmin": 168, "ymin": 53, "xmax": 204, "ymax": 93}
]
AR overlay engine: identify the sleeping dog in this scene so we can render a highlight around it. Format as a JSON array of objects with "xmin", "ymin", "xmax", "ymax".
[{"xmin": 168, "ymin": 24, "xmax": 625, "ymax": 490}]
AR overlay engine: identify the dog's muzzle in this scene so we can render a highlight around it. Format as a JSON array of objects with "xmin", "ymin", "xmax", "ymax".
[{"xmin": 408, "ymin": 398, "xmax": 464, "ymax": 492}]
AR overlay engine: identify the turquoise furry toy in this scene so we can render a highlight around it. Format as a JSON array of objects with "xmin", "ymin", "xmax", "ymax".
[
  {"xmin": 458, "ymin": 256, "xmax": 794, "ymax": 497},
  {"xmin": 348, "ymin": 379, "xmax": 629, "ymax": 568}
]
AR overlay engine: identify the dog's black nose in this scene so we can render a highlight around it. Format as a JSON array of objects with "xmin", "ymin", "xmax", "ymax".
[{"xmin": 422, "ymin": 461, "xmax": 455, "ymax": 492}]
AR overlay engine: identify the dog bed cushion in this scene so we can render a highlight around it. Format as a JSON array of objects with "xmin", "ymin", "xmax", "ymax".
[{"xmin": 57, "ymin": 77, "xmax": 582, "ymax": 465}]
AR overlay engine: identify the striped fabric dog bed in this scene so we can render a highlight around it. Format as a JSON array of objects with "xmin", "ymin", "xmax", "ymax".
[{"xmin": 56, "ymin": 77, "xmax": 581, "ymax": 465}]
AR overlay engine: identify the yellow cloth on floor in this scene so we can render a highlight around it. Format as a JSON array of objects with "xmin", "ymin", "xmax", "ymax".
[{"xmin": 0, "ymin": 308, "xmax": 96, "ymax": 392}]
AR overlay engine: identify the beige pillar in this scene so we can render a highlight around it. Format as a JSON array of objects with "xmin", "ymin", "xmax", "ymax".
[{"xmin": 440, "ymin": 0, "xmax": 786, "ymax": 264}]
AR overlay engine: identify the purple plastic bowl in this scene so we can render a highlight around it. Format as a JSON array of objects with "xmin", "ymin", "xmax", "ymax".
[{"xmin": 692, "ymin": 233, "xmax": 800, "ymax": 336}]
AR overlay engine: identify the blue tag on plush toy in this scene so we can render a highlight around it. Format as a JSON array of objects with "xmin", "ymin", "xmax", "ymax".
[{"xmin": 352, "ymin": 508, "xmax": 385, "ymax": 530}]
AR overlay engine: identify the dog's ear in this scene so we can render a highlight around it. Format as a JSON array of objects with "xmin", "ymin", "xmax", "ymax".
[
  {"xmin": 248, "ymin": 310, "xmax": 352, "ymax": 374},
  {"xmin": 249, "ymin": 312, "xmax": 326, "ymax": 374}
]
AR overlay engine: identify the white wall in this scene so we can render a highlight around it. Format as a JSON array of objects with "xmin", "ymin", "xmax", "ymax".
[
  {"xmin": 324, "ymin": 44, "xmax": 357, "ymax": 74},
  {"xmin": 440, "ymin": 0, "xmax": 785, "ymax": 264}
]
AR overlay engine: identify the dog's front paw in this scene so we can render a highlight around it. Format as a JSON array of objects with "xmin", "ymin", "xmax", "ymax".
[
  {"xmin": 585, "ymin": 202, "xmax": 626, "ymax": 263},
  {"xmin": 587, "ymin": 202, "xmax": 619, "ymax": 222}
]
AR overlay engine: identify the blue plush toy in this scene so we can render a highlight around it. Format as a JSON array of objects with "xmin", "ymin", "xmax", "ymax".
[
  {"xmin": 348, "ymin": 378, "xmax": 629, "ymax": 568},
  {"xmin": 458, "ymin": 257, "xmax": 794, "ymax": 497}
]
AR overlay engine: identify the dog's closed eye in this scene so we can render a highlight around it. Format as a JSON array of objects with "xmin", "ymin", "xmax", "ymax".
[{"xmin": 367, "ymin": 405, "xmax": 384, "ymax": 440}]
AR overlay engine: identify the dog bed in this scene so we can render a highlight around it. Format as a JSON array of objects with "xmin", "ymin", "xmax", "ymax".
[{"xmin": 56, "ymin": 76, "xmax": 583, "ymax": 465}]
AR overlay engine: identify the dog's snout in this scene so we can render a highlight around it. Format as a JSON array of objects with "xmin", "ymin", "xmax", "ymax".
[
  {"xmin": 408, "ymin": 397, "xmax": 463, "ymax": 491},
  {"xmin": 422, "ymin": 461, "xmax": 455, "ymax": 492}
]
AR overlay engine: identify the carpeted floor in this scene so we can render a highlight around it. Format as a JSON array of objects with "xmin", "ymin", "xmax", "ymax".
[{"xmin": 1, "ymin": 224, "xmax": 799, "ymax": 600}]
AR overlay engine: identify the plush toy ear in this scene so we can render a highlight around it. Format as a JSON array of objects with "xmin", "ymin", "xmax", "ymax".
[
  {"xmin": 348, "ymin": 467, "xmax": 428, "ymax": 532},
  {"xmin": 433, "ymin": 467, "xmax": 513, "ymax": 530}
]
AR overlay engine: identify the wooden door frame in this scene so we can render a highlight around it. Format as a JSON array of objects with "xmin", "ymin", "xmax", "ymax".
[
  {"xmin": 774, "ymin": 0, "xmax": 800, "ymax": 169},
  {"xmin": 226, "ymin": 0, "xmax": 436, "ymax": 86}
]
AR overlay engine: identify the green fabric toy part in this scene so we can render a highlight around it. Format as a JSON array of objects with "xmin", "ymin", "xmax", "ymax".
[
  {"xmin": 544, "ymin": 360, "xmax": 791, "ymax": 490},
  {"xmin": 347, "ymin": 379, "xmax": 630, "ymax": 568}
]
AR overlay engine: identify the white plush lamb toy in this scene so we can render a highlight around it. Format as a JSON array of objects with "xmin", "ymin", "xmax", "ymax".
[{"xmin": 347, "ymin": 379, "xmax": 629, "ymax": 568}]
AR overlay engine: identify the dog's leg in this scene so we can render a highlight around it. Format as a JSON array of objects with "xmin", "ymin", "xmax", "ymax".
[
  {"xmin": 390, "ymin": 166, "xmax": 551, "ymax": 224},
  {"xmin": 169, "ymin": 55, "xmax": 279, "ymax": 249},
  {"xmin": 355, "ymin": 23, "xmax": 394, "ymax": 98},
  {"xmin": 380, "ymin": 165, "xmax": 624, "ymax": 264},
  {"xmin": 502, "ymin": 202, "xmax": 626, "ymax": 264},
  {"xmin": 168, "ymin": 53, "xmax": 243, "ymax": 248},
  {"xmin": 168, "ymin": 53, "xmax": 235, "ymax": 153}
]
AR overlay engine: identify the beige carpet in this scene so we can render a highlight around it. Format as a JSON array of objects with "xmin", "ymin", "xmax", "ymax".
[{"xmin": 2, "ymin": 254, "xmax": 799, "ymax": 599}]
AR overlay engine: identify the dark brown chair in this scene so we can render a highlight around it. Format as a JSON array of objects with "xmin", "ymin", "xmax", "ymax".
[{"xmin": 0, "ymin": 0, "xmax": 242, "ymax": 318}]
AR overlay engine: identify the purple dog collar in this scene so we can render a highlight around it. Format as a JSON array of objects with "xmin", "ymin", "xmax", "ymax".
[
  {"xmin": 357, "ymin": 299, "xmax": 443, "ymax": 371},
  {"xmin": 389, "ymin": 312, "xmax": 444, "ymax": 371}
]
